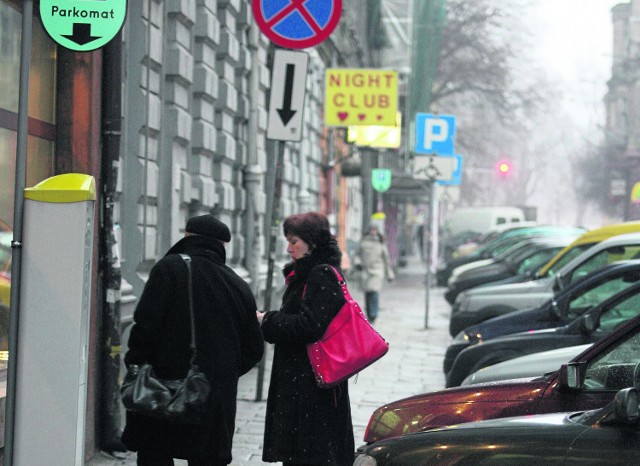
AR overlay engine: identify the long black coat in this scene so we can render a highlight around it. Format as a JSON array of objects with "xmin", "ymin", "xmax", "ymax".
[
  {"xmin": 121, "ymin": 235, "xmax": 264, "ymax": 463},
  {"xmin": 261, "ymin": 241, "xmax": 355, "ymax": 465}
]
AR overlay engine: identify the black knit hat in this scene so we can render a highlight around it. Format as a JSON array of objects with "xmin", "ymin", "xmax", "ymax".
[{"xmin": 186, "ymin": 214, "xmax": 231, "ymax": 242}]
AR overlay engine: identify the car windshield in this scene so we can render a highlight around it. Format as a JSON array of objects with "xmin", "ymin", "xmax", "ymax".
[
  {"xmin": 595, "ymin": 290, "xmax": 640, "ymax": 335},
  {"xmin": 563, "ymin": 273, "xmax": 640, "ymax": 321},
  {"xmin": 539, "ymin": 244, "xmax": 594, "ymax": 279},
  {"xmin": 505, "ymin": 243, "xmax": 541, "ymax": 264},
  {"xmin": 564, "ymin": 246, "xmax": 640, "ymax": 287},
  {"xmin": 582, "ymin": 327, "xmax": 640, "ymax": 391},
  {"xmin": 516, "ymin": 248, "xmax": 563, "ymax": 275},
  {"xmin": 488, "ymin": 236, "xmax": 541, "ymax": 259}
]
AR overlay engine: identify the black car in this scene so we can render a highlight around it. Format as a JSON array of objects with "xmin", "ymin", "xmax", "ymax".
[
  {"xmin": 448, "ymin": 259, "xmax": 640, "ymax": 339},
  {"xmin": 444, "ymin": 236, "xmax": 573, "ymax": 304},
  {"xmin": 445, "ymin": 277, "xmax": 640, "ymax": 387},
  {"xmin": 354, "ymin": 387, "xmax": 640, "ymax": 466},
  {"xmin": 435, "ymin": 226, "xmax": 584, "ymax": 286}
]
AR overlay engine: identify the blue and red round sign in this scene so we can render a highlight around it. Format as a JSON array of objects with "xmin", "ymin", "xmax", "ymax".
[{"xmin": 252, "ymin": 0, "xmax": 342, "ymax": 49}]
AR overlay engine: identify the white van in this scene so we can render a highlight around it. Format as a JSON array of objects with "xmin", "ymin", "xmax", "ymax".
[{"xmin": 444, "ymin": 207, "xmax": 526, "ymax": 235}]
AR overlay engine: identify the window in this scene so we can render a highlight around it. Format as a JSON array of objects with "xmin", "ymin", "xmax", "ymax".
[
  {"xmin": 584, "ymin": 329, "xmax": 640, "ymax": 391},
  {"xmin": 0, "ymin": 1, "xmax": 57, "ymax": 226}
]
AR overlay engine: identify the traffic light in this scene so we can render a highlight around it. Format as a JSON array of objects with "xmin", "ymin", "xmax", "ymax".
[{"xmin": 496, "ymin": 160, "xmax": 511, "ymax": 176}]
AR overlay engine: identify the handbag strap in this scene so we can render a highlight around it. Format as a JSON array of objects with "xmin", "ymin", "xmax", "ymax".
[
  {"xmin": 302, "ymin": 265, "xmax": 354, "ymax": 302},
  {"xmin": 178, "ymin": 254, "xmax": 198, "ymax": 360},
  {"xmin": 327, "ymin": 265, "xmax": 354, "ymax": 303}
]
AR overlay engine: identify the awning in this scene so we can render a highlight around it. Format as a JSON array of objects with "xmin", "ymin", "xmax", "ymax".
[{"xmin": 382, "ymin": 172, "xmax": 430, "ymax": 201}]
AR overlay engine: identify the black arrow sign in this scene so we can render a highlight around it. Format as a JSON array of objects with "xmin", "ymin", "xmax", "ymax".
[
  {"xmin": 277, "ymin": 64, "xmax": 296, "ymax": 126},
  {"xmin": 62, "ymin": 23, "xmax": 101, "ymax": 46}
]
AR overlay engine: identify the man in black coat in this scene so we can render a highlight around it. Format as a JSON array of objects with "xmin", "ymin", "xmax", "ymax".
[{"xmin": 122, "ymin": 214, "xmax": 264, "ymax": 466}]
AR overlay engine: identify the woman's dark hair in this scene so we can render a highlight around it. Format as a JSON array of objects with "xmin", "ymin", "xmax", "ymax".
[{"xmin": 283, "ymin": 212, "xmax": 333, "ymax": 248}]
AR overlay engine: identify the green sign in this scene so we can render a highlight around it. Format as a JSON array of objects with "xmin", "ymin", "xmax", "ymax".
[
  {"xmin": 40, "ymin": 0, "xmax": 127, "ymax": 52},
  {"xmin": 372, "ymin": 169, "xmax": 392, "ymax": 193}
]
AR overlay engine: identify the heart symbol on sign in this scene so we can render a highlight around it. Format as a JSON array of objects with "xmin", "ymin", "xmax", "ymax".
[
  {"xmin": 377, "ymin": 115, "xmax": 383, "ymax": 120},
  {"xmin": 337, "ymin": 112, "xmax": 348, "ymax": 121},
  {"xmin": 358, "ymin": 114, "xmax": 366, "ymax": 121}
]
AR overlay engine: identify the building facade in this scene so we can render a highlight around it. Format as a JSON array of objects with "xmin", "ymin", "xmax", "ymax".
[
  {"xmin": 606, "ymin": 1, "xmax": 640, "ymax": 219},
  {"xmin": 0, "ymin": 0, "xmax": 378, "ymax": 461}
]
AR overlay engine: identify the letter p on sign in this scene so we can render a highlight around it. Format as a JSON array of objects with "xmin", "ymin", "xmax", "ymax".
[{"xmin": 415, "ymin": 114, "xmax": 456, "ymax": 155}]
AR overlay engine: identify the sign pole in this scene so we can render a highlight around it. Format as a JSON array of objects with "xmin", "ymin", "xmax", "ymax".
[
  {"xmin": 255, "ymin": 140, "xmax": 285, "ymax": 401},
  {"xmin": 422, "ymin": 157, "xmax": 440, "ymax": 329}
]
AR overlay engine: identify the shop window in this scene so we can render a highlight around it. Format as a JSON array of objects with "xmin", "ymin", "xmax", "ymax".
[{"xmin": 0, "ymin": 1, "xmax": 57, "ymax": 444}]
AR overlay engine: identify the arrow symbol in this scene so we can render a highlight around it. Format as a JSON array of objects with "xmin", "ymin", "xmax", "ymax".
[
  {"xmin": 62, "ymin": 23, "xmax": 101, "ymax": 46},
  {"xmin": 277, "ymin": 64, "xmax": 296, "ymax": 126}
]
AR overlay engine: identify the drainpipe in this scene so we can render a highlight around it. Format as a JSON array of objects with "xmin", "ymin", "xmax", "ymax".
[
  {"xmin": 244, "ymin": 18, "xmax": 263, "ymax": 297},
  {"xmin": 4, "ymin": 3, "xmax": 33, "ymax": 464},
  {"xmin": 99, "ymin": 32, "xmax": 126, "ymax": 451}
]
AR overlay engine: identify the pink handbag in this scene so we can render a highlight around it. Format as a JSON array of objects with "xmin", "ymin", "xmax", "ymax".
[{"xmin": 306, "ymin": 266, "xmax": 389, "ymax": 388}]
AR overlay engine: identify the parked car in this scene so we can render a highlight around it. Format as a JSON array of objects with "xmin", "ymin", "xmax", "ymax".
[
  {"xmin": 461, "ymin": 344, "xmax": 591, "ymax": 385},
  {"xmin": 446, "ymin": 277, "xmax": 640, "ymax": 387},
  {"xmin": 444, "ymin": 236, "xmax": 575, "ymax": 304},
  {"xmin": 435, "ymin": 225, "xmax": 586, "ymax": 286},
  {"xmin": 451, "ymin": 231, "xmax": 640, "ymax": 336},
  {"xmin": 360, "ymin": 313, "xmax": 640, "ymax": 446},
  {"xmin": 536, "ymin": 220, "xmax": 640, "ymax": 279},
  {"xmin": 448, "ymin": 259, "xmax": 640, "ymax": 341},
  {"xmin": 356, "ymin": 387, "xmax": 640, "ymax": 466}
]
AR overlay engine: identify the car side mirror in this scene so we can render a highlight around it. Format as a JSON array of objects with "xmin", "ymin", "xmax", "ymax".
[
  {"xmin": 559, "ymin": 362, "xmax": 587, "ymax": 390},
  {"xmin": 634, "ymin": 362, "xmax": 640, "ymax": 390},
  {"xmin": 601, "ymin": 388, "xmax": 640, "ymax": 426},
  {"xmin": 579, "ymin": 313, "xmax": 596, "ymax": 335}
]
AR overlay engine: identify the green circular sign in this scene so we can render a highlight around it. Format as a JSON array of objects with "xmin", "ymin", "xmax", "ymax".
[
  {"xmin": 372, "ymin": 169, "xmax": 392, "ymax": 193},
  {"xmin": 40, "ymin": 0, "xmax": 127, "ymax": 52}
]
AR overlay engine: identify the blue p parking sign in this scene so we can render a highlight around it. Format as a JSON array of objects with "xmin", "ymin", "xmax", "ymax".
[{"xmin": 415, "ymin": 114, "xmax": 456, "ymax": 155}]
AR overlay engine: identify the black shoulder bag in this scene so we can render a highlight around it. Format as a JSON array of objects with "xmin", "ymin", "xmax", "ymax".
[{"xmin": 120, "ymin": 254, "xmax": 211, "ymax": 424}]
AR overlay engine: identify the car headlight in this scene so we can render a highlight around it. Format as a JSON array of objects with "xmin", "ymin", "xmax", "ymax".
[
  {"xmin": 452, "ymin": 329, "xmax": 480, "ymax": 345},
  {"xmin": 354, "ymin": 454, "xmax": 377, "ymax": 466}
]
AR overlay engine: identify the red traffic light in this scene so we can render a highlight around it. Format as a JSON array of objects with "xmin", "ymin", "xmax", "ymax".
[{"xmin": 497, "ymin": 161, "xmax": 511, "ymax": 176}]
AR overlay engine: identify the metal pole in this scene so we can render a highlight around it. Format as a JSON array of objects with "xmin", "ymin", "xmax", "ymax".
[
  {"xmin": 431, "ymin": 183, "xmax": 440, "ymax": 279},
  {"xmin": 424, "ymin": 180, "xmax": 433, "ymax": 329},
  {"xmin": 5, "ymin": 2, "xmax": 33, "ymax": 463},
  {"xmin": 255, "ymin": 140, "xmax": 285, "ymax": 401},
  {"xmin": 423, "ymin": 157, "xmax": 440, "ymax": 329}
]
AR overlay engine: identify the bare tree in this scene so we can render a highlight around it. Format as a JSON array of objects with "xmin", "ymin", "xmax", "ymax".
[{"xmin": 430, "ymin": 0, "xmax": 557, "ymax": 208}]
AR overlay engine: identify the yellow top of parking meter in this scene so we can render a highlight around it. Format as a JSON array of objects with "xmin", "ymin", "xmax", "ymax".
[{"xmin": 24, "ymin": 174, "xmax": 96, "ymax": 202}]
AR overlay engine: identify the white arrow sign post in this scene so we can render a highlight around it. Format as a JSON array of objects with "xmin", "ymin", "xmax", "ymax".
[{"xmin": 267, "ymin": 50, "xmax": 309, "ymax": 142}]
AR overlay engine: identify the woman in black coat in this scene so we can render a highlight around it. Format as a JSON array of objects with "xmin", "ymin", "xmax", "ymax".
[
  {"xmin": 257, "ymin": 212, "xmax": 355, "ymax": 466},
  {"xmin": 122, "ymin": 215, "xmax": 264, "ymax": 466}
]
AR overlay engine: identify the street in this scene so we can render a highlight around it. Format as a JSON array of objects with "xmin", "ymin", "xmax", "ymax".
[{"xmin": 90, "ymin": 254, "xmax": 451, "ymax": 465}]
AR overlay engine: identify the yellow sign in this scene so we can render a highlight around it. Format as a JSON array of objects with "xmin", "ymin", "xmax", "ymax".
[
  {"xmin": 348, "ymin": 112, "xmax": 402, "ymax": 148},
  {"xmin": 325, "ymin": 69, "xmax": 398, "ymax": 126},
  {"xmin": 631, "ymin": 181, "xmax": 640, "ymax": 204}
]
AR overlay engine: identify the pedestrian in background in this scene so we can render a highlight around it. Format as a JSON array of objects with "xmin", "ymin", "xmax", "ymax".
[
  {"xmin": 357, "ymin": 224, "xmax": 395, "ymax": 322},
  {"xmin": 122, "ymin": 214, "xmax": 264, "ymax": 466},
  {"xmin": 256, "ymin": 212, "xmax": 355, "ymax": 466}
]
